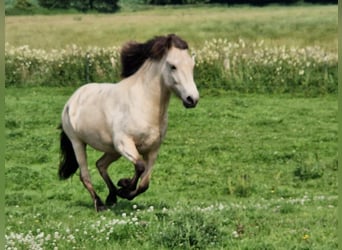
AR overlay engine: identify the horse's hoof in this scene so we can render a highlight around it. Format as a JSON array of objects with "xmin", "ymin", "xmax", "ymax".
[
  {"xmin": 118, "ymin": 178, "xmax": 131, "ymax": 188},
  {"xmin": 105, "ymin": 194, "xmax": 117, "ymax": 206},
  {"xmin": 117, "ymin": 188, "xmax": 135, "ymax": 200},
  {"xmin": 116, "ymin": 188, "xmax": 128, "ymax": 198},
  {"xmin": 96, "ymin": 205, "xmax": 108, "ymax": 212},
  {"xmin": 94, "ymin": 196, "xmax": 107, "ymax": 212}
]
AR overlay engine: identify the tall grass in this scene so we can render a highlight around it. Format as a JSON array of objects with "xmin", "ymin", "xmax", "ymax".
[{"xmin": 5, "ymin": 39, "xmax": 337, "ymax": 96}]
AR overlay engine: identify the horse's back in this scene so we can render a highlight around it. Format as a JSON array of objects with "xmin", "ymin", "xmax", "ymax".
[
  {"xmin": 62, "ymin": 83, "xmax": 120, "ymax": 151},
  {"xmin": 63, "ymin": 83, "xmax": 113, "ymax": 120}
]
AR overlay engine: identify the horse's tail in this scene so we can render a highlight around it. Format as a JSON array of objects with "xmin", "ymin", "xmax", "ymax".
[{"xmin": 58, "ymin": 125, "xmax": 79, "ymax": 180}]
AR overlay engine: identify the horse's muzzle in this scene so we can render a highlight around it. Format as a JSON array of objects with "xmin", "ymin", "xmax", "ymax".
[{"xmin": 183, "ymin": 96, "xmax": 198, "ymax": 108}]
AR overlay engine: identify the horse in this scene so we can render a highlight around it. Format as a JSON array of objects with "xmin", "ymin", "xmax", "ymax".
[{"xmin": 58, "ymin": 34, "xmax": 200, "ymax": 211}]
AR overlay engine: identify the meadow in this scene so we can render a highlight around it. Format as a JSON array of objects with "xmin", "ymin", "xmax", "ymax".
[
  {"xmin": 5, "ymin": 5, "xmax": 337, "ymax": 50},
  {"xmin": 5, "ymin": 88, "xmax": 337, "ymax": 249},
  {"xmin": 5, "ymin": 4, "xmax": 338, "ymax": 250}
]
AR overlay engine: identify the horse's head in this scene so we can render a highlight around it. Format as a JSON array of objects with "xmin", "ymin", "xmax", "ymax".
[
  {"xmin": 162, "ymin": 46, "xmax": 199, "ymax": 108},
  {"xmin": 121, "ymin": 34, "xmax": 199, "ymax": 108}
]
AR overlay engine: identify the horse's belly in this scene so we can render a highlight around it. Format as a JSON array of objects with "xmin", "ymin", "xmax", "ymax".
[{"xmin": 79, "ymin": 128, "xmax": 116, "ymax": 153}]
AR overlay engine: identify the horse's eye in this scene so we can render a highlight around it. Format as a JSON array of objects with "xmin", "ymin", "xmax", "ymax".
[{"xmin": 170, "ymin": 65, "xmax": 177, "ymax": 71}]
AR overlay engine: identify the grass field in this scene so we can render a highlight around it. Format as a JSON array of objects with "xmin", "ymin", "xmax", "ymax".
[
  {"xmin": 5, "ymin": 87, "xmax": 337, "ymax": 249},
  {"xmin": 5, "ymin": 5, "xmax": 338, "ymax": 50},
  {"xmin": 5, "ymin": 4, "xmax": 338, "ymax": 250}
]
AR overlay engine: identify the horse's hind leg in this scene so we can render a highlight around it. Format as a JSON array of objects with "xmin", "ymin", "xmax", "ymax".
[
  {"xmin": 96, "ymin": 153, "xmax": 121, "ymax": 206},
  {"xmin": 72, "ymin": 140, "xmax": 106, "ymax": 212}
]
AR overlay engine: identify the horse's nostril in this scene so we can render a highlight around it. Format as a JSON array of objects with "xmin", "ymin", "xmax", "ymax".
[
  {"xmin": 183, "ymin": 96, "xmax": 197, "ymax": 108},
  {"xmin": 186, "ymin": 96, "xmax": 195, "ymax": 105}
]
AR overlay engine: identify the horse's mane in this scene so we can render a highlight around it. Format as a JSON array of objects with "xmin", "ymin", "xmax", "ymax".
[{"xmin": 120, "ymin": 34, "xmax": 189, "ymax": 78}]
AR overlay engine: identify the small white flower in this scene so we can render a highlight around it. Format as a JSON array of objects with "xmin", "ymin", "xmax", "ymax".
[
  {"xmin": 54, "ymin": 232, "xmax": 60, "ymax": 240},
  {"xmin": 232, "ymin": 231, "xmax": 239, "ymax": 238}
]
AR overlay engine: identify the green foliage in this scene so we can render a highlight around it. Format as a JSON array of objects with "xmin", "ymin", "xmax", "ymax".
[
  {"xmin": 227, "ymin": 174, "xmax": 254, "ymax": 197},
  {"xmin": 142, "ymin": 0, "xmax": 336, "ymax": 5},
  {"xmin": 6, "ymin": 0, "xmax": 120, "ymax": 13},
  {"xmin": 38, "ymin": 0, "xmax": 70, "ymax": 9},
  {"xmin": 144, "ymin": 0, "xmax": 208, "ymax": 5},
  {"xmin": 210, "ymin": 0, "xmax": 337, "ymax": 5},
  {"xmin": 293, "ymin": 154, "xmax": 325, "ymax": 181},
  {"xmin": 154, "ymin": 211, "xmax": 222, "ymax": 249},
  {"xmin": 66, "ymin": 0, "xmax": 119, "ymax": 12},
  {"xmin": 4, "ymin": 0, "xmax": 39, "ymax": 14}
]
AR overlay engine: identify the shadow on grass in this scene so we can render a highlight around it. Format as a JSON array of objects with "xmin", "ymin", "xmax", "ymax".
[{"xmin": 71, "ymin": 197, "xmax": 170, "ymax": 214}]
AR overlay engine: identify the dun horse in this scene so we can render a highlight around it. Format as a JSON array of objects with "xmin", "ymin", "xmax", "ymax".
[{"xmin": 59, "ymin": 34, "xmax": 199, "ymax": 211}]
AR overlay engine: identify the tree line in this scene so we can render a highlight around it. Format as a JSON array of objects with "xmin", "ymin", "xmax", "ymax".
[
  {"xmin": 8, "ymin": 0, "xmax": 338, "ymax": 14},
  {"xmin": 145, "ymin": 0, "xmax": 336, "ymax": 4}
]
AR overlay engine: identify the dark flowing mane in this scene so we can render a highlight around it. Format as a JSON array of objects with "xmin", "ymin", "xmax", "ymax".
[{"xmin": 120, "ymin": 34, "xmax": 189, "ymax": 78}]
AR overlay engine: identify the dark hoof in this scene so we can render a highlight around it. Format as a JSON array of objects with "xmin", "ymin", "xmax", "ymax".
[
  {"xmin": 95, "ymin": 200, "xmax": 108, "ymax": 212},
  {"xmin": 117, "ymin": 188, "xmax": 134, "ymax": 201},
  {"xmin": 118, "ymin": 178, "xmax": 131, "ymax": 188},
  {"xmin": 96, "ymin": 205, "xmax": 108, "ymax": 212},
  {"xmin": 105, "ymin": 193, "xmax": 117, "ymax": 206},
  {"xmin": 94, "ymin": 196, "xmax": 107, "ymax": 212}
]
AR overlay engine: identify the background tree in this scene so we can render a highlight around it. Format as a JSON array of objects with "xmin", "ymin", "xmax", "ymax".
[{"xmin": 38, "ymin": 0, "xmax": 119, "ymax": 12}]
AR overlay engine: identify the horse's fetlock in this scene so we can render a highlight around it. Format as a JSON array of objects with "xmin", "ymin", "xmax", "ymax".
[
  {"xmin": 135, "ymin": 160, "xmax": 145, "ymax": 175},
  {"xmin": 139, "ymin": 183, "xmax": 149, "ymax": 194},
  {"xmin": 105, "ymin": 193, "xmax": 117, "ymax": 206}
]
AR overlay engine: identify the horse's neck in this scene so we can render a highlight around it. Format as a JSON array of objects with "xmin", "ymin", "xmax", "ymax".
[{"xmin": 133, "ymin": 60, "xmax": 171, "ymax": 123}]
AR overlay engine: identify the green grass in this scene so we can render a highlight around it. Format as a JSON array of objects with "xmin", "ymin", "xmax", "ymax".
[
  {"xmin": 5, "ymin": 5, "xmax": 338, "ymax": 50},
  {"xmin": 5, "ymin": 87, "xmax": 337, "ymax": 249}
]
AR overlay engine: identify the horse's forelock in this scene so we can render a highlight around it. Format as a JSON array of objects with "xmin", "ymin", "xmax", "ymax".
[
  {"xmin": 120, "ymin": 34, "xmax": 188, "ymax": 78},
  {"xmin": 168, "ymin": 34, "xmax": 189, "ymax": 50}
]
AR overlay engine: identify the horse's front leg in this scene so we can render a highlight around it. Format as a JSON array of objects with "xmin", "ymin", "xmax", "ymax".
[
  {"xmin": 117, "ymin": 159, "xmax": 145, "ymax": 193},
  {"xmin": 117, "ymin": 147, "xmax": 158, "ymax": 200},
  {"xmin": 112, "ymin": 137, "xmax": 143, "ymax": 199}
]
